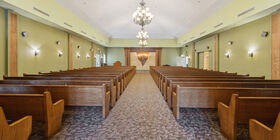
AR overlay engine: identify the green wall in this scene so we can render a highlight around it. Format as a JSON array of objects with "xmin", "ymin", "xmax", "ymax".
[
  {"xmin": 106, "ymin": 47, "xmax": 180, "ymax": 66},
  {"xmin": 107, "ymin": 48, "xmax": 125, "ymax": 66},
  {"xmin": 17, "ymin": 15, "xmax": 69, "ymax": 75},
  {"xmin": 180, "ymin": 43, "xmax": 193, "ymax": 67},
  {"xmin": 72, "ymin": 35, "xmax": 92, "ymax": 69},
  {"xmin": 0, "ymin": 9, "xmax": 6, "ymax": 79},
  {"xmin": 161, "ymin": 48, "xmax": 180, "ymax": 66},
  {"xmin": 1, "ymin": 9, "xmax": 106, "ymax": 76},
  {"xmin": 219, "ymin": 15, "xmax": 272, "ymax": 78},
  {"xmin": 194, "ymin": 36, "xmax": 216, "ymax": 70}
]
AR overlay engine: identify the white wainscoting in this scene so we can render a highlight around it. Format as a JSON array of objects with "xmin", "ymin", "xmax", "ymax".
[{"xmin": 130, "ymin": 52, "xmax": 156, "ymax": 70}]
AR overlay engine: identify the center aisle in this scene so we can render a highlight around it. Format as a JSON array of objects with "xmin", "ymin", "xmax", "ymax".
[{"xmin": 92, "ymin": 71, "xmax": 187, "ymax": 139}]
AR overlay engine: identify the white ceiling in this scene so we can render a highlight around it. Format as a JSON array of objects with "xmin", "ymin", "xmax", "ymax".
[{"xmin": 55, "ymin": 0, "xmax": 232, "ymax": 39}]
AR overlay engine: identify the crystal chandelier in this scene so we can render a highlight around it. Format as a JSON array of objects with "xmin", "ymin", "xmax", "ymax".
[
  {"xmin": 132, "ymin": 0, "xmax": 153, "ymax": 27},
  {"xmin": 139, "ymin": 39, "xmax": 148, "ymax": 47},
  {"xmin": 137, "ymin": 28, "xmax": 149, "ymax": 40}
]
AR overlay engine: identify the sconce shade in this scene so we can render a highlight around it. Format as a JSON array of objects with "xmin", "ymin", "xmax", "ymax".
[
  {"xmin": 34, "ymin": 49, "xmax": 40, "ymax": 56},
  {"xmin": 58, "ymin": 51, "xmax": 63, "ymax": 57},
  {"xmin": 21, "ymin": 32, "xmax": 28, "ymax": 37},
  {"xmin": 56, "ymin": 41, "xmax": 61, "ymax": 45}
]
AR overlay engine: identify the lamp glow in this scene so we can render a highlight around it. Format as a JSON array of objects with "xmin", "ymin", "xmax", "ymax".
[
  {"xmin": 248, "ymin": 50, "xmax": 254, "ymax": 57},
  {"xmin": 34, "ymin": 49, "xmax": 40, "ymax": 56},
  {"xmin": 77, "ymin": 53, "xmax": 81, "ymax": 58},
  {"xmin": 58, "ymin": 51, "xmax": 63, "ymax": 57}
]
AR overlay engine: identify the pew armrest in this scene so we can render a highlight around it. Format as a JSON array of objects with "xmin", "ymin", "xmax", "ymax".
[
  {"xmin": 53, "ymin": 99, "xmax": 65, "ymax": 117},
  {"xmin": 9, "ymin": 116, "xmax": 33, "ymax": 140},
  {"xmin": 46, "ymin": 99, "xmax": 64, "ymax": 138},
  {"xmin": 249, "ymin": 119, "xmax": 272, "ymax": 140},
  {"xmin": 172, "ymin": 92, "xmax": 179, "ymax": 120},
  {"xmin": 104, "ymin": 91, "xmax": 111, "ymax": 118},
  {"xmin": 218, "ymin": 102, "xmax": 230, "ymax": 139}
]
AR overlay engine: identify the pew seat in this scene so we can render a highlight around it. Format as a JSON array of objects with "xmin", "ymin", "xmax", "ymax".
[
  {"xmin": 0, "ymin": 92, "xmax": 64, "ymax": 138},
  {"xmin": 218, "ymin": 94, "xmax": 280, "ymax": 140},
  {"xmin": 0, "ymin": 106, "xmax": 32, "ymax": 140}
]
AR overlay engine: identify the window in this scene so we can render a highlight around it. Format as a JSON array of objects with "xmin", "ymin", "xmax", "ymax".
[{"xmin": 96, "ymin": 54, "xmax": 101, "ymax": 67}]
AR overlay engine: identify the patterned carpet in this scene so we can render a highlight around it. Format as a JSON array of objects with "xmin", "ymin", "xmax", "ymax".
[{"xmin": 28, "ymin": 72, "xmax": 255, "ymax": 139}]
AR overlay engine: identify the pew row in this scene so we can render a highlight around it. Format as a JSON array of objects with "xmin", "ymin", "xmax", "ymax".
[
  {"xmin": 217, "ymin": 94, "xmax": 280, "ymax": 140},
  {"xmin": 3, "ymin": 76, "xmax": 119, "ymax": 106},
  {"xmin": 0, "ymin": 107, "xmax": 32, "ymax": 140},
  {"xmin": 0, "ymin": 92, "xmax": 64, "ymax": 138},
  {"xmin": 167, "ymin": 81, "xmax": 280, "ymax": 107},
  {"xmin": 172, "ymin": 86, "xmax": 280, "ymax": 120},
  {"xmin": 249, "ymin": 113, "xmax": 280, "ymax": 140},
  {"xmin": 0, "ymin": 84, "xmax": 110, "ymax": 118}
]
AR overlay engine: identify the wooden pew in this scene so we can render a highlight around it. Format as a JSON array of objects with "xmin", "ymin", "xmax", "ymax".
[
  {"xmin": 0, "ymin": 107, "xmax": 32, "ymax": 140},
  {"xmin": 172, "ymin": 87, "xmax": 280, "ymax": 119},
  {"xmin": 167, "ymin": 81, "xmax": 280, "ymax": 107},
  {"xmin": 0, "ymin": 79, "xmax": 118, "ymax": 106},
  {"xmin": 0, "ymin": 92, "xmax": 64, "ymax": 138},
  {"xmin": 249, "ymin": 113, "xmax": 280, "ymax": 140},
  {"xmin": 3, "ymin": 76, "xmax": 118, "ymax": 107},
  {"xmin": 218, "ymin": 94, "xmax": 280, "ymax": 140},
  {"xmin": 0, "ymin": 84, "xmax": 110, "ymax": 118}
]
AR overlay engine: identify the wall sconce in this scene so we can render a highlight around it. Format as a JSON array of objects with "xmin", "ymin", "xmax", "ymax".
[
  {"xmin": 225, "ymin": 52, "xmax": 231, "ymax": 58},
  {"xmin": 86, "ymin": 54, "xmax": 91, "ymax": 59},
  {"xmin": 261, "ymin": 32, "xmax": 269, "ymax": 37},
  {"xmin": 77, "ymin": 53, "xmax": 81, "ymax": 58},
  {"xmin": 248, "ymin": 50, "xmax": 254, "ymax": 57},
  {"xmin": 58, "ymin": 51, "xmax": 63, "ymax": 57},
  {"xmin": 34, "ymin": 49, "xmax": 40, "ymax": 56},
  {"xmin": 21, "ymin": 32, "xmax": 28, "ymax": 37},
  {"xmin": 56, "ymin": 41, "xmax": 61, "ymax": 45},
  {"xmin": 228, "ymin": 41, "xmax": 233, "ymax": 45}
]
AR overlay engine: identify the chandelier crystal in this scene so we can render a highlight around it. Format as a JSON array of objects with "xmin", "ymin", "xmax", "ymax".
[
  {"xmin": 136, "ymin": 28, "xmax": 149, "ymax": 40},
  {"xmin": 139, "ymin": 39, "xmax": 148, "ymax": 47},
  {"xmin": 132, "ymin": 0, "xmax": 153, "ymax": 27}
]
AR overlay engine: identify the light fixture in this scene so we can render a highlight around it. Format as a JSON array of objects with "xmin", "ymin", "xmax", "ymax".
[
  {"xmin": 34, "ymin": 49, "xmax": 40, "ymax": 56},
  {"xmin": 132, "ymin": 0, "xmax": 153, "ymax": 27},
  {"xmin": 261, "ymin": 32, "xmax": 269, "ymax": 37},
  {"xmin": 137, "ymin": 52, "xmax": 149, "ymax": 66},
  {"xmin": 77, "ymin": 53, "xmax": 81, "ymax": 58},
  {"xmin": 139, "ymin": 39, "xmax": 148, "ymax": 47},
  {"xmin": 248, "ymin": 50, "xmax": 254, "ymax": 57},
  {"xmin": 228, "ymin": 41, "xmax": 233, "ymax": 45},
  {"xmin": 21, "ymin": 32, "xmax": 28, "ymax": 37},
  {"xmin": 137, "ymin": 28, "xmax": 149, "ymax": 40},
  {"xmin": 58, "ymin": 51, "xmax": 63, "ymax": 57},
  {"xmin": 86, "ymin": 54, "xmax": 91, "ymax": 59},
  {"xmin": 225, "ymin": 51, "xmax": 231, "ymax": 58},
  {"xmin": 56, "ymin": 41, "xmax": 61, "ymax": 45}
]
